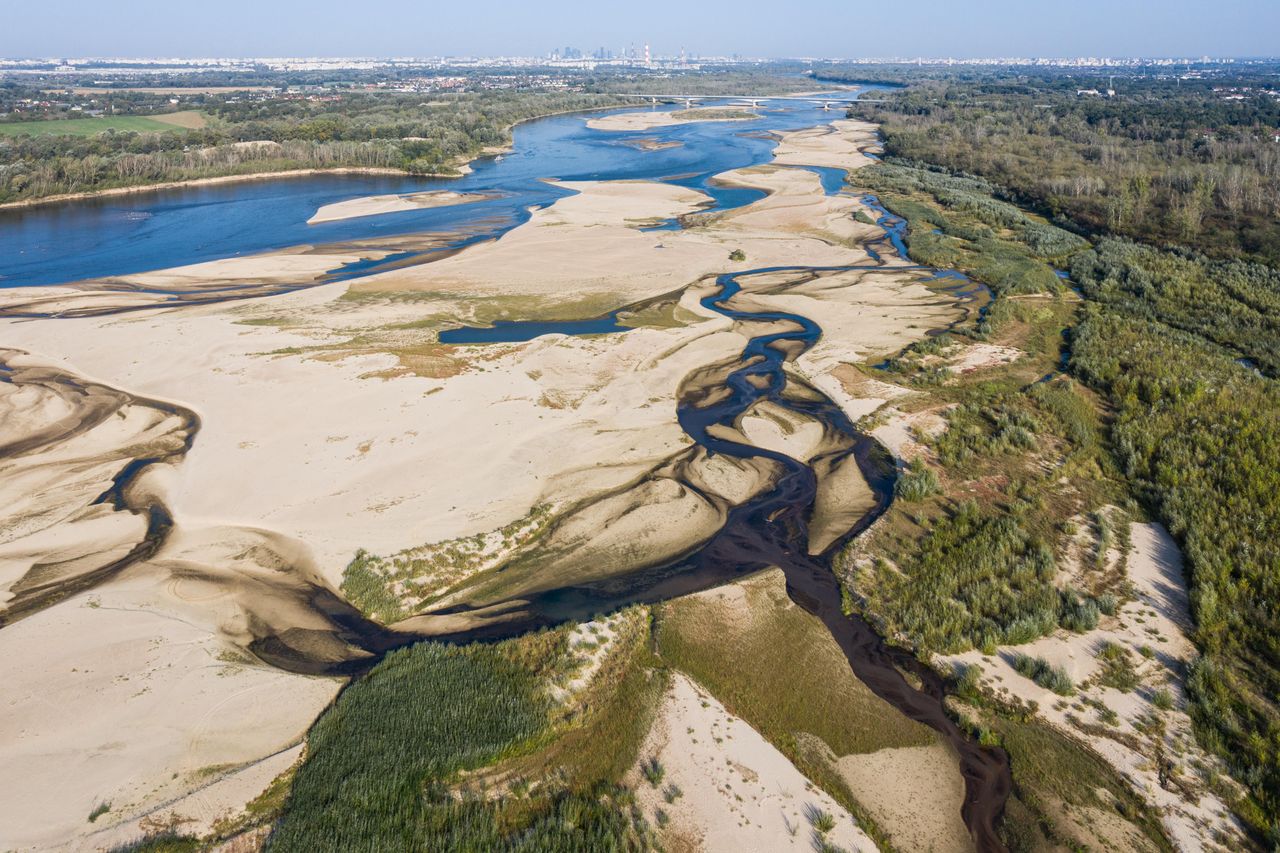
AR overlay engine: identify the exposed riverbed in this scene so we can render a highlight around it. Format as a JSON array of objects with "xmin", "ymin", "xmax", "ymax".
[{"xmin": 0, "ymin": 96, "xmax": 1010, "ymax": 850}]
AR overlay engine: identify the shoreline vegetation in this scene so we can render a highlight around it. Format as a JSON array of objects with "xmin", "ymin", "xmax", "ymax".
[
  {"xmin": 0, "ymin": 166, "xmax": 411, "ymax": 209},
  {"xmin": 0, "ymin": 87, "xmax": 835, "ymax": 210},
  {"xmin": 843, "ymin": 87, "xmax": 1278, "ymax": 838},
  {"xmin": 0, "ymin": 97, "xmax": 635, "ymax": 208}
]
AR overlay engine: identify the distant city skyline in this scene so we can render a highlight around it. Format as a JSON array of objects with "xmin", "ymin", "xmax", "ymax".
[{"xmin": 12, "ymin": 0, "xmax": 1280, "ymax": 60}]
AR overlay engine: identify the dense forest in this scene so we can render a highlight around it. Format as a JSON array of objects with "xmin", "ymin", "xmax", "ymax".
[
  {"xmin": 0, "ymin": 91, "xmax": 628, "ymax": 202},
  {"xmin": 849, "ymin": 73, "xmax": 1280, "ymax": 265}
]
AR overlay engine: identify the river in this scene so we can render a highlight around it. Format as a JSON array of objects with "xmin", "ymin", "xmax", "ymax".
[
  {"xmin": 0, "ymin": 92, "xmax": 1011, "ymax": 850},
  {"xmin": 1, "ymin": 92, "xmax": 874, "ymax": 289}
]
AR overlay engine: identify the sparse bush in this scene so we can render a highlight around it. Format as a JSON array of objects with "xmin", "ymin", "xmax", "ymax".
[
  {"xmin": 641, "ymin": 756, "xmax": 665, "ymax": 788},
  {"xmin": 894, "ymin": 458, "xmax": 941, "ymax": 502},
  {"xmin": 955, "ymin": 663, "xmax": 983, "ymax": 699},
  {"xmin": 1059, "ymin": 588, "xmax": 1100, "ymax": 633},
  {"xmin": 808, "ymin": 806, "xmax": 836, "ymax": 834},
  {"xmin": 1012, "ymin": 652, "xmax": 1074, "ymax": 696},
  {"xmin": 88, "ymin": 801, "xmax": 110, "ymax": 823},
  {"xmin": 1096, "ymin": 642, "xmax": 1140, "ymax": 692}
]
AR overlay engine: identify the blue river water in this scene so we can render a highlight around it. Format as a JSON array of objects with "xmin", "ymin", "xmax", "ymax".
[{"xmin": 0, "ymin": 90, "xmax": 881, "ymax": 288}]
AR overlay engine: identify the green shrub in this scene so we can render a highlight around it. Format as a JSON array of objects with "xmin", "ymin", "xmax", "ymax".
[
  {"xmin": 894, "ymin": 459, "xmax": 941, "ymax": 502},
  {"xmin": 1012, "ymin": 653, "xmax": 1075, "ymax": 696},
  {"xmin": 1059, "ymin": 589, "xmax": 1100, "ymax": 633},
  {"xmin": 640, "ymin": 757, "xmax": 665, "ymax": 788}
]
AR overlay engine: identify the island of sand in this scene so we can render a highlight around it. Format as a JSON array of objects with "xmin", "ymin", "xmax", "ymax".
[{"xmin": 307, "ymin": 189, "xmax": 489, "ymax": 224}]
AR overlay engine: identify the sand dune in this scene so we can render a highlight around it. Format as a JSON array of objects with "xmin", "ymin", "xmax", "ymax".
[{"xmin": 634, "ymin": 673, "xmax": 877, "ymax": 853}]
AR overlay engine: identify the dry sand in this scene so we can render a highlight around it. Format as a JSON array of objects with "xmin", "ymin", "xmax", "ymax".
[
  {"xmin": 307, "ymin": 190, "xmax": 486, "ymax": 224},
  {"xmin": 0, "ymin": 115, "xmax": 969, "ymax": 847},
  {"xmin": 634, "ymin": 673, "xmax": 877, "ymax": 852},
  {"xmin": 0, "ymin": 564, "xmax": 337, "ymax": 851},
  {"xmin": 837, "ymin": 743, "xmax": 973, "ymax": 853},
  {"xmin": 771, "ymin": 119, "xmax": 880, "ymax": 170}
]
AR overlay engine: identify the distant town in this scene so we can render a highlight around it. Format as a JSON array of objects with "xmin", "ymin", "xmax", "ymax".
[{"xmin": 0, "ymin": 53, "xmax": 1274, "ymax": 75}]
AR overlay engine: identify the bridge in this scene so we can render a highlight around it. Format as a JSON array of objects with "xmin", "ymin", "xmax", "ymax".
[{"xmin": 615, "ymin": 94, "xmax": 889, "ymax": 111}]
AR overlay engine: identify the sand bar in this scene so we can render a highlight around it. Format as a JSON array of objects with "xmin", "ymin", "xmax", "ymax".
[{"xmin": 307, "ymin": 190, "xmax": 488, "ymax": 224}]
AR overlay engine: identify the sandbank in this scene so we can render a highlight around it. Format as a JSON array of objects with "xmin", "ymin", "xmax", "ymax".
[
  {"xmin": 634, "ymin": 673, "xmax": 876, "ymax": 852},
  {"xmin": 307, "ymin": 190, "xmax": 487, "ymax": 224}
]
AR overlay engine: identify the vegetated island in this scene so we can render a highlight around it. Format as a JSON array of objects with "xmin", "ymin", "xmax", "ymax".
[{"xmin": 586, "ymin": 107, "xmax": 761, "ymax": 132}]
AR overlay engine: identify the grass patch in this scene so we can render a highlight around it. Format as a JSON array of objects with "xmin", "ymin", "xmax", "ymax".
[
  {"xmin": 671, "ymin": 108, "xmax": 759, "ymax": 122},
  {"xmin": 501, "ymin": 609, "xmax": 665, "ymax": 790},
  {"xmin": 656, "ymin": 570, "xmax": 935, "ymax": 757},
  {"xmin": 989, "ymin": 714, "xmax": 1173, "ymax": 851},
  {"xmin": 341, "ymin": 504, "xmax": 556, "ymax": 623},
  {"xmin": 1011, "ymin": 653, "xmax": 1075, "ymax": 696},
  {"xmin": 0, "ymin": 111, "xmax": 205, "ymax": 137}
]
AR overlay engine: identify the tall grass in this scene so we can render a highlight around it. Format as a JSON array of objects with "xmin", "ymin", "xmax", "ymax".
[
  {"xmin": 1012, "ymin": 653, "xmax": 1075, "ymax": 696},
  {"xmin": 268, "ymin": 637, "xmax": 647, "ymax": 851}
]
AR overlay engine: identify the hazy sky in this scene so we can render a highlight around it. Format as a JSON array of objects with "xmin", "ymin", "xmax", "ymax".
[{"xmin": 9, "ymin": 0, "xmax": 1279, "ymax": 59}]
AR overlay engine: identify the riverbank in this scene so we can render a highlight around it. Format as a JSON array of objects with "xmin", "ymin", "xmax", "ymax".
[
  {"xmin": 0, "ymin": 102, "xmax": 641, "ymax": 212},
  {"xmin": 0, "ymin": 167, "xmax": 419, "ymax": 211}
]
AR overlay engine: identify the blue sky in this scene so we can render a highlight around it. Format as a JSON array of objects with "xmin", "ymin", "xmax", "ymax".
[{"xmin": 10, "ymin": 0, "xmax": 1279, "ymax": 58}]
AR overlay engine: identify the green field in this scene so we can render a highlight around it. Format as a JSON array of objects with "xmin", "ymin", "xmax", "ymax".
[{"xmin": 0, "ymin": 111, "xmax": 205, "ymax": 137}]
